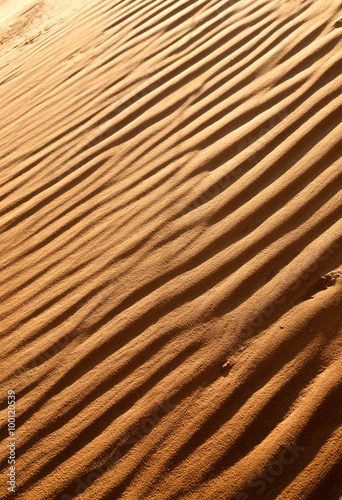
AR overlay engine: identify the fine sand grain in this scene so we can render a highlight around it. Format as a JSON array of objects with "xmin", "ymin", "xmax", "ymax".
[{"xmin": 0, "ymin": 0, "xmax": 342, "ymax": 499}]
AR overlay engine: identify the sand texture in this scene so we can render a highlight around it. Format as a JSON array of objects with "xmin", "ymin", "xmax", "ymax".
[{"xmin": 0, "ymin": 0, "xmax": 342, "ymax": 498}]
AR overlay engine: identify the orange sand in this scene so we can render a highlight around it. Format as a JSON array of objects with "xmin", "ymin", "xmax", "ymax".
[{"xmin": 0, "ymin": 0, "xmax": 342, "ymax": 499}]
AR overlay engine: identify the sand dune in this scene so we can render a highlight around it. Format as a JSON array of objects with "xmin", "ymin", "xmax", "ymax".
[{"xmin": 0, "ymin": 0, "xmax": 342, "ymax": 498}]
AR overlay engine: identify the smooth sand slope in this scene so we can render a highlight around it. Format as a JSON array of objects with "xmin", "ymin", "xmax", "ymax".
[{"xmin": 0, "ymin": 0, "xmax": 342, "ymax": 498}]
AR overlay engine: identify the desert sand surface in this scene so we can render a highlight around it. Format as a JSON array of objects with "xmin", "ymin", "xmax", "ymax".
[{"xmin": 0, "ymin": 0, "xmax": 342, "ymax": 499}]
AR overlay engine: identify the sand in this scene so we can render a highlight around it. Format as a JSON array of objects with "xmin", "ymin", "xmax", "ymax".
[{"xmin": 0, "ymin": 0, "xmax": 342, "ymax": 498}]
